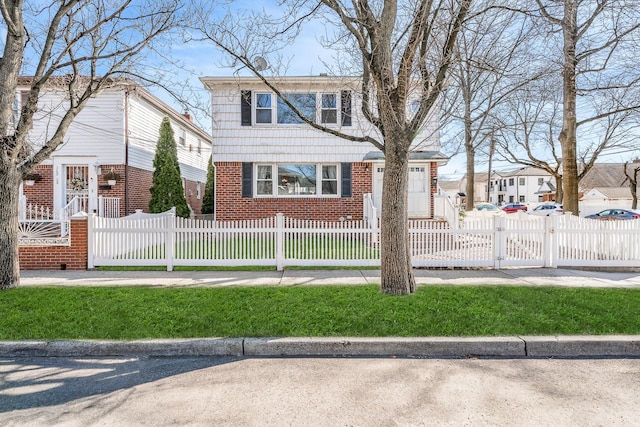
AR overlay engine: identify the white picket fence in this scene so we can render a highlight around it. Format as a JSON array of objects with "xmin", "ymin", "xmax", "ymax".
[{"xmin": 88, "ymin": 210, "xmax": 640, "ymax": 271}]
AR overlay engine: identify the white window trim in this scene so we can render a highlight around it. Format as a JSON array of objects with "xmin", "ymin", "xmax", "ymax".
[
  {"xmin": 254, "ymin": 163, "xmax": 341, "ymax": 198},
  {"xmin": 252, "ymin": 92, "xmax": 342, "ymax": 126}
]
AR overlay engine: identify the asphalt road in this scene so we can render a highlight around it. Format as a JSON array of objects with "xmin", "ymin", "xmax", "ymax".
[{"xmin": 2, "ymin": 356, "xmax": 640, "ymax": 426}]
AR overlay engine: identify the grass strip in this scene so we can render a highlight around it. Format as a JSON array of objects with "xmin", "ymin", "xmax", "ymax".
[{"xmin": 2, "ymin": 285, "xmax": 639, "ymax": 340}]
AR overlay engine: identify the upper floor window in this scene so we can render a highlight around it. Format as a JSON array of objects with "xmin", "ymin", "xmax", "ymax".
[
  {"xmin": 256, "ymin": 93, "xmax": 272, "ymax": 124},
  {"xmin": 519, "ymin": 177, "xmax": 525, "ymax": 186},
  {"xmin": 538, "ymin": 177, "xmax": 544, "ymax": 185},
  {"xmin": 277, "ymin": 94, "xmax": 316, "ymax": 124},
  {"xmin": 178, "ymin": 128, "xmax": 186, "ymax": 146},
  {"xmin": 241, "ymin": 90, "xmax": 352, "ymax": 126},
  {"xmin": 508, "ymin": 178, "xmax": 514, "ymax": 186},
  {"xmin": 321, "ymin": 94, "xmax": 337, "ymax": 124},
  {"xmin": 197, "ymin": 138, "xmax": 202, "ymax": 155}
]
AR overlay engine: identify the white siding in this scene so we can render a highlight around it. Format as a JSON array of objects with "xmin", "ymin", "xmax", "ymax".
[
  {"xmin": 27, "ymin": 89, "xmax": 125, "ymax": 164},
  {"xmin": 127, "ymin": 93, "xmax": 212, "ymax": 179},
  {"xmin": 207, "ymin": 79, "xmax": 440, "ymax": 163}
]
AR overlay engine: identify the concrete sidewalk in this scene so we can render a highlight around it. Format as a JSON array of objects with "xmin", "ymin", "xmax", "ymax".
[
  {"xmin": 18, "ymin": 267, "xmax": 640, "ymax": 288},
  {"xmin": 8, "ymin": 267, "xmax": 640, "ymax": 359}
]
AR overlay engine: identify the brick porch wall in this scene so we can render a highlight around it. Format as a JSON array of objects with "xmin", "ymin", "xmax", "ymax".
[
  {"xmin": 215, "ymin": 162, "xmax": 372, "ymax": 221},
  {"xmin": 19, "ymin": 217, "xmax": 88, "ymax": 270},
  {"xmin": 21, "ymin": 165, "xmax": 54, "ymax": 211}
]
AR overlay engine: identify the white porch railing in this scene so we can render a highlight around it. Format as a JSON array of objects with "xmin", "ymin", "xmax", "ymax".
[
  {"xmin": 19, "ymin": 199, "xmax": 73, "ymax": 246},
  {"xmin": 363, "ymin": 193, "xmax": 378, "ymax": 228},
  {"xmin": 433, "ymin": 195, "xmax": 460, "ymax": 229},
  {"xmin": 74, "ymin": 196, "xmax": 121, "ymax": 218},
  {"xmin": 88, "ymin": 210, "xmax": 640, "ymax": 271}
]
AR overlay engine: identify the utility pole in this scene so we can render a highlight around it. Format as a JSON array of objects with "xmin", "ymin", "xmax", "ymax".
[{"xmin": 486, "ymin": 135, "xmax": 495, "ymax": 203}]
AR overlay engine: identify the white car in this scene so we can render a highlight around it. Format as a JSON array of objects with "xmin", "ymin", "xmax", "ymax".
[{"xmin": 530, "ymin": 203, "xmax": 563, "ymax": 216}]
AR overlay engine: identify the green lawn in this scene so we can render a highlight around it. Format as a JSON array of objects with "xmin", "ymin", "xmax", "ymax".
[
  {"xmin": 2, "ymin": 286, "xmax": 640, "ymax": 340},
  {"xmin": 116, "ymin": 236, "xmax": 379, "ymax": 261}
]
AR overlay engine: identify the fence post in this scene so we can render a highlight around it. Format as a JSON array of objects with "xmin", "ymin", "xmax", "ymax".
[
  {"xmin": 494, "ymin": 214, "xmax": 505, "ymax": 269},
  {"xmin": 87, "ymin": 213, "xmax": 96, "ymax": 269},
  {"xmin": 549, "ymin": 215, "xmax": 559, "ymax": 268},
  {"xmin": 166, "ymin": 211, "xmax": 175, "ymax": 272},
  {"xmin": 98, "ymin": 195, "xmax": 104, "ymax": 217},
  {"xmin": 276, "ymin": 213, "xmax": 284, "ymax": 271}
]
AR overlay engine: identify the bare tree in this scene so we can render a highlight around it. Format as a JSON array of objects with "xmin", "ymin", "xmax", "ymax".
[
  {"xmin": 624, "ymin": 160, "xmax": 640, "ymax": 210},
  {"xmin": 197, "ymin": 0, "xmax": 471, "ymax": 295},
  {"xmin": 532, "ymin": 0, "xmax": 640, "ymax": 216},
  {"xmin": 0, "ymin": 0, "xmax": 183, "ymax": 290},
  {"xmin": 443, "ymin": 4, "xmax": 536, "ymax": 210},
  {"xmin": 494, "ymin": 81, "xmax": 565, "ymax": 201}
]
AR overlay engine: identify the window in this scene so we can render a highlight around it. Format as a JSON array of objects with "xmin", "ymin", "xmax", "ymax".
[
  {"xmin": 519, "ymin": 195, "xmax": 525, "ymax": 202},
  {"xmin": 197, "ymin": 139, "xmax": 202, "ymax": 155},
  {"xmin": 538, "ymin": 178, "xmax": 544, "ymax": 185},
  {"xmin": 508, "ymin": 178, "xmax": 514, "ymax": 186},
  {"xmin": 321, "ymin": 165, "xmax": 338, "ymax": 195},
  {"xmin": 519, "ymin": 177, "xmax": 525, "ymax": 186},
  {"xmin": 256, "ymin": 165, "xmax": 273, "ymax": 195},
  {"xmin": 178, "ymin": 128, "xmax": 186, "ymax": 146},
  {"xmin": 321, "ymin": 94, "xmax": 337, "ymax": 124},
  {"xmin": 196, "ymin": 182, "xmax": 201, "ymax": 199},
  {"xmin": 241, "ymin": 89, "xmax": 352, "ymax": 127},
  {"xmin": 509, "ymin": 196, "xmax": 514, "ymax": 203},
  {"xmin": 253, "ymin": 163, "xmax": 341, "ymax": 197},
  {"xmin": 341, "ymin": 91, "xmax": 352, "ymax": 126},
  {"xmin": 278, "ymin": 164, "xmax": 316, "ymax": 195},
  {"xmin": 256, "ymin": 93, "xmax": 272, "ymax": 124},
  {"xmin": 277, "ymin": 94, "xmax": 316, "ymax": 124}
]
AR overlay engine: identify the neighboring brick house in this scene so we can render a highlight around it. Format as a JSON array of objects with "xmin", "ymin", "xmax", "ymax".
[
  {"xmin": 200, "ymin": 75, "xmax": 448, "ymax": 221},
  {"xmin": 18, "ymin": 78, "xmax": 212, "ymax": 217}
]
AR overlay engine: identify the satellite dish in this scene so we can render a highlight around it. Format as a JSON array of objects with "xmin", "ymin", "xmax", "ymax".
[{"xmin": 253, "ymin": 56, "xmax": 268, "ymax": 71}]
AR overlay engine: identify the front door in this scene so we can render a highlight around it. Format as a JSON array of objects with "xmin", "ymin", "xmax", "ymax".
[
  {"xmin": 408, "ymin": 165, "xmax": 430, "ymax": 217},
  {"xmin": 53, "ymin": 157, "xmax": 98, "ymax": 215}
]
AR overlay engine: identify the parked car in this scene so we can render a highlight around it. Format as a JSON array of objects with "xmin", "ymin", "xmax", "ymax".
[
  {"xmin": 501, "ymin": 203, "xmax": 528, "ymax": 213},
  {"xmin": 585, "ymin": 209, "xmax": 640, "ymax": 220},
  {"xmin": 475, "ymin": 203, "xmax": 500, "ymax": 212},
  {"xmin": 530, "ymin": 203, "xmax": 563, "ymax": 216}
]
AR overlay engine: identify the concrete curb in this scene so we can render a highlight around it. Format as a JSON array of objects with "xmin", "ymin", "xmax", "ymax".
[
  {"xmin": 2, "ymin": 336, "xmax": 640, "ymax": 358},
  {"xmin": 243, "ymin": 337, "xmax": 525, "ymax": 357}
]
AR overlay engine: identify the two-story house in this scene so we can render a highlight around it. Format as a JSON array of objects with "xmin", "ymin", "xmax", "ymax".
[
  {"xmin": 18, "ymin": 78, "xmax": 212, "ymax": 217},
  {"xmin": 489, "ymin": 167, "xmax": 553, "ymax": 205},
  {"xmin": 200, "ymin": 75, "xmax": 448, "ymax": 221}
]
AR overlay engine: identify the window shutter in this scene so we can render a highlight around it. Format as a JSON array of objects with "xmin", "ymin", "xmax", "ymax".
[
  {"xmin": 242, "ymin": 162, "xmax": 253, "ymax": 197},
  {"xmin": 341, "ymin": 91, "xmax": 352, "ymax": 126},
  {"xmin": 241, "ymin": 90, "xmax": 252, "ymax": 126},
  {"xmin": 341, "ymin": 163, "xmax": 352, "ymax": 198}
]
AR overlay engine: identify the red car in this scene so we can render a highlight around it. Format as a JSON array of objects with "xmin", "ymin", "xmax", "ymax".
[{"xmin": 501, "ymin": 203, "xmax": 528, "ymax": 213}]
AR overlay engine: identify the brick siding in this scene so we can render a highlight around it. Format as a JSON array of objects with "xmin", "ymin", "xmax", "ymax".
[
  {"xmin": 215, "ymin": 162, "xmax": 372, "ymax": 221},
  {"xmin": 19, "ymin": 217, "xmax": 88, "ymax": 270}
]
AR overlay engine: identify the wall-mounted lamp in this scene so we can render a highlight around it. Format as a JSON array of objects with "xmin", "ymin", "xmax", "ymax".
[
  {"xmin": 431, "ymin": 177, "xmax": 438, "ymax": 185},
  {"xmin": 365, "ymin": 165, "xmax": 370, "ymax": 172}
]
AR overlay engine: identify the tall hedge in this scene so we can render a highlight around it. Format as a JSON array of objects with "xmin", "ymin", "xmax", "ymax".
[{"xmin": 148, "ymin": 117, "xmax": 190, "ymax": 218}]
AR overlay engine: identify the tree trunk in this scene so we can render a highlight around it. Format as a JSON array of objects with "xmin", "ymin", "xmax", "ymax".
[
  {"xmin": 380, "ymin": 145, "xmax": 415, "ymax": 295},
  {"xmin": 559, "ymin": 0, "xmax": 579, "ymax": 216},
  {"xmin": 555, "ymin": 175, "xmax": 563, "ymax": 204},
  {"xmin": 465, "ymin": 147, "xmax": 475, "ymax": 210},
  {"xmin": 0, "ymin": 160, "xmax": 21, "ymax": 290}
]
